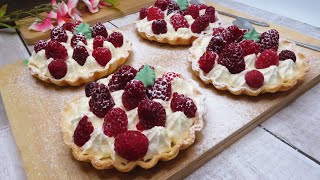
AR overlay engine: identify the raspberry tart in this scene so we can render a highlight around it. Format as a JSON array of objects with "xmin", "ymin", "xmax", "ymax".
[
  {"xmin": 28, "ymin": 22, "xmax": 131, "ymax": 86},
  {"xmin": 189, "ymin": 26, "xmax": 309, "ymax": 96},
  {"xmin": 61, "ymin": 65, "xmax": 205, "ymax": 171},
  {"xmin": 136, "ymin": 0, "xmax": 222, "ymax": 45}
]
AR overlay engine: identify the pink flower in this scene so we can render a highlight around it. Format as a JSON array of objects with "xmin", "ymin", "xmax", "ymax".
[
  {"xmin": 55, "ymin": 0, "xmax": 82, "ymax": 26},
  {"xmin": 67, "ymin": 0, "xmax": 83, "ymax": 21},
  {"xmin": 82, "ymin": 0, "xmax": 100, "ymax": 13},
  {"xmin": 29, "ymin": 11, "xmax": 57, "ymax": 32}
]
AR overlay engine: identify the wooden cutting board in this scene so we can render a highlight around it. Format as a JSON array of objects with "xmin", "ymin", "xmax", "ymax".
[
  {"xmin": 1, "ymin": 3, "xmax": 320, "ymax": 180},
  {"xmin": 16, "ymin": 0, "xmax": 154, "ymax": 45}
]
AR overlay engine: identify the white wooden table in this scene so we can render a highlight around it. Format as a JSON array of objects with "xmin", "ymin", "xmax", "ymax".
[{"xmin": 1, "ymin": 0, "xmax": 320, "ymax": 179}]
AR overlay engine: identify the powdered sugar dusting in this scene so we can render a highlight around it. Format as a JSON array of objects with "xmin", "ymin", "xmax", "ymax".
[{"xmin": 1, "ymin": 24, "xmax": 319, "ymax": 179}]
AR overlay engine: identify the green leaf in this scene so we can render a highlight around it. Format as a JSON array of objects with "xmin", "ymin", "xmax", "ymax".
[
  {"xmin": 177, "ymin": 0, "xmax": 189, "ymax": 11},
  {"xmin": 242, "ymin": 28, "xmax": 260, "ymax": 42},
  {"xmin": 22, "ymin": 59, "xmax": 29, "ymax": 66},
  {"xmin": 0, "ymin": 22, "xmax": 15, "ymax": 28},
  {"xmin": 74, "ymin": 23, "xmax": 92, "ymax": 39},
  {"xmin": 0, "ymin": 4, "xmax": 7, "ymax": 17},
  {"xmin": 134, "ymin": 65, "xmax": 155, "ymax": 87}
]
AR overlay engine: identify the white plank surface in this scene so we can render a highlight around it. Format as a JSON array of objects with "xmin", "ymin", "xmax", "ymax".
[
  {"xmin": 0, "ymin": 29, "xmax": 30, "ymax": 65},
  {"xmin": 233, "ymin": 0, "xmax": 320, "ymax": 27},
  {"xmin": 186, "ymin": 128, "xmax": 320, "ymax": 180},
  {"xmin": 0, "ymin": 29, "xmax": 29, "ymax": 180},
  {"xmin": 1, "ymin": 1, "xmax": 320, "ymax": 179},
  {"xmin": 262, "ymin": 83, "xmax": 320, "ymax": 161}
]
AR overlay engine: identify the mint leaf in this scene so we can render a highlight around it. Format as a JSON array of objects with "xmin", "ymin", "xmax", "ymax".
[
  {"xmin": 242, "ymin": 28, "xmax": 260, "ymax": 42},
  {"xmin": 22, "ymin": 59, "xmax": 29, "ymax": 66},
  {"xmin": 177, "ymin": 0, "xmax": 189, "ymax": 11},
  {"xmin": 134, "ymin": 65, "xmax": 155, "ymax": 87},
  {"xmin": 0, "ymin": 4, "xmax": 7, "ymax": 17},
  {"xmin": 74, "ymin": 23, "xmax": 92, "ymax": 39}
]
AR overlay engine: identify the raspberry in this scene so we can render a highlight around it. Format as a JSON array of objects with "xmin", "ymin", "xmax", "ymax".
[
  {"xmin": 205, "ymin": 6, "xmax": 216, "ymax": 23},
  {"xmin": 198, "ymin": 51, "xmax": 216, "ymax": 73},
  {"xmin": 103, "ymin": 108, "xmax": 128, "ymax": 137},
  {"xmin": 218, "ymin": 43, "xmax": 245, "ymax": 74},
  {"xmin": 89, "ymin": 84, "xmax": 114, "ymax": 118},
  {"xmin": 206, "ymin": 35, "xmax": 225, "ymax": 53},
  {"xmin": 72, "ymin": 45, "xmax": 89, "ymax": 66},
  {"xmin": 239, "ymin": 40, "xmax": 259, "ymax": 56},
  {"xmin": 138, "ymin": 65, "xmax": 155, "ymax": 71},
  {"xmin": 93, "ymin": 35, "xmax": 105, "ymax": 49},
  {"xmin": 152, "ymin": 19, "xmax": 167, "ymax": 35},
  {"xmin": 92, "ymin": 22, "xmax": 108, "ymax": 38},
  {"xmin": 170, "ymin": 13, "xmax": 189, "ymax": 31},
  {"xmin": 122, "ymin": 80, "xmax": 147, "ymax": 111},
  {"xmin": 45, "ymin": 41, "xmax": 68, "ymax": 61},
  {"xmin": 92, "ymin": 47, "xmax": 112, "ymax": 66},
  {"xmin": 167, "ymin": 1, "xmax": 181, "ymax": 15},
  {"xmin": 184, "ymin": 4, "xmax": 199, "ymax": 19},
  {"xmin": 255, "ymin": 49, "xmax": 279, "ymax": 69},
  {"xmin": 85, "ymin": 82, "xmax": 100, "ymax": 97},
  {"xmin": 137, "ymin": 99, "xmax": 166, "ymax": 130},
  {"xmin": 107, "ymin": 32, "xmax": 124, "ymax": 48},
  {"xmin": 147, "ymin": 77, "xmax": 172, "ymax": 101},
  {"xmin": 34, "ymin": 40, "xmax": 47, "ymax": 53},
  {"xmin": 170, "ymin": 92, "xmax": 197, "ymax": 118},
  {"xmin": 259, "ymin": 29, "xmax": 279, "ymax": 52},
  {"xmin": 147, "ymin": 7, "xmax": 164, "ymax": 21},
  {"xmin": 221, "ymin": 25, "xmax": 244, "ymax": 44},
  {"xmin": 62, "ymin": 22, "xmax": 75, "ymax": 32},
  {"xmin": 71, "ymin": 33, "xmax": 87, "ymax": 48},
  {"xmin": 108, "ymin": 65, "xmax": 138, "ymax": 92},
  {"xmin": 48, "ymin": 59, "xmax": 67, "ymax": 79},
  {"xmin": 139, "ymin": 7, "xmax": 148, "ymax": 19},
  {"xmin": 212, "ymin": 27, "xmax": 225, "ymax": 36},
  {"xmin": 154, "ymin": 0, "xmax": 169, "ymax": 11},
  {"xmin": 162, "ymin": 72, "xmax": 180, "ymax": 82},
  {"xmin": 114, "ymin": 131, "xmax": 148, "ymax": 161},
  {"xmin": 279, "ymin": 50, "xmax": 296, "ymax": 62},
  {"xmin": 245, "ymin": 70, "xmax": 264, "ymax": 89},
  {"xmin": 191, "ymin": 15, "xmax": 209, "ymax": 33},
  {"xmin": 197, "ymin": 4, "xmax": 207, "ymax": 10},
  {"xmin": 50, "ymin": 26, "xmax": 67, "ymax": 42},
  {"xmin": 73, "ymin": 116, "xmax": 94, "ymax": 147}
]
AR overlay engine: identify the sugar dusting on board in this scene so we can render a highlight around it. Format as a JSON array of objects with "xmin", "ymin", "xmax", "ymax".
[{"xmin": 1, "ymin": 23, "xmax": 319, "ymax": 179}]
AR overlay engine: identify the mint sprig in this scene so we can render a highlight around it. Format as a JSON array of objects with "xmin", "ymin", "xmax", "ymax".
[
  {"xmin": 134, "ymin": 65, "xmax": 155, "ymax": 87},
  {"xmin": 22, "ymin": 59, "xmax": 29, "ymax": 66},
  {"xmin": 74, "ymin": 23, "xmax": 92, "ymax": 39},
  {"xmin": 242, "ymin": 28, "xmax": 260, "ymax": 42},
  {"xmin": 177, "ymin": 0, "xmax": 189, "ymax": 11}
]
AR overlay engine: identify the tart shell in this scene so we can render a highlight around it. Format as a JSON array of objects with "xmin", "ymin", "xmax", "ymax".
[
  {"xmin": 61, "ymin": 75, "xmax": 206, "ymax": 172},
  {"xmin": 138, "ymin": 31, "xmax": 198, "ymax": 46},
  {"xmin": 29, "ymin": 55, "xmax": 129, "ymax": 86},
  {"xmin": 189, "ymin": 38, "xmax": 309, "ymax": 96}
]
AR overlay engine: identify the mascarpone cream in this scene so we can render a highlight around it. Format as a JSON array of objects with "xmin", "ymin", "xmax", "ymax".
[
  {"xmin": 29, "ymin": 30, "xmax": 131, "ymax": 82},
  {"xmin": 64, "ymin": 67, "xmax": 205, "ymax": 161},
  {"xmin": 190, "ymin": 35, "xmax": 307, "ymax": 93}
]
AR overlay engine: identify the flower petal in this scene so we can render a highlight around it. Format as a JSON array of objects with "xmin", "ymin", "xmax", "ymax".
[
  {"xmin": 47, "ymin": 11, "xmax": 57, "ymax": 19},
  {"xmin": 56, "ymin": 2, "xmax": 68, "ymax": 18},
  {"xmin": 29, "ymin": 18, "xmax": 54, "ymax": 32},
  {"xmin": 67, "ymin": 0, "xmax": 79, "ymax": 9},
  {"xmin": 99, "ymin": 1, "xmax": 112, "ymax": 7},
  {"xmin": 82, "ymin": 0, "xmax": 100, "ymax": 13},
  {"xmin": 51, "ymin": 0, "xmax": 57, "ymax": 6}
]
